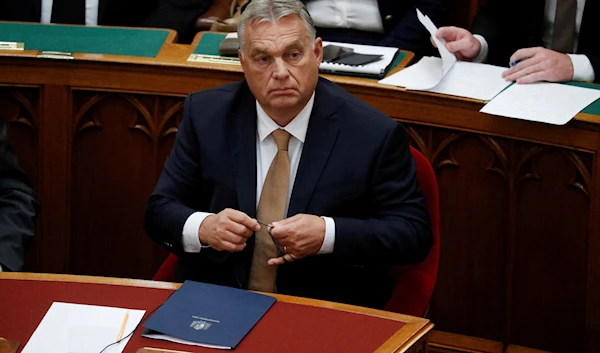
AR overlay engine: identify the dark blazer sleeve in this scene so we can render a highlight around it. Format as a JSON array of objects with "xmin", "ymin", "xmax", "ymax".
[
  {"xmin": 145, "ymin": 95, "xmax": 205, "ymax": 255},
  {"xmin": 378, "ymin": 0, "xmax": 447, "ymax": 57},
  {"xmin": 332, "ymin": 122, "xmax": 432, "ymax": 266},
  {"xmin": 0, "ymin": 115, "xmax": 38, "ymax": 271}
]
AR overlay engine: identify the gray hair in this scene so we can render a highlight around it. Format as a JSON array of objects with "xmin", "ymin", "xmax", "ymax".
[{"xmin": 237, "ymin": 0, "xmax": 316, "ymax": 51}]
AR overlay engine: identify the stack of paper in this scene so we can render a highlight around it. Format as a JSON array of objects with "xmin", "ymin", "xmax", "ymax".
[
  {"xmin": 319, "ymin": 41, "xmax": 399, "ymax": 78},
  {"xmin": 379, "ymin": 9, "xmax": 511, "ymax": 101},
  {"xmin": 378, "ymin": 8, "xmax": 600, "ymax": 125}
]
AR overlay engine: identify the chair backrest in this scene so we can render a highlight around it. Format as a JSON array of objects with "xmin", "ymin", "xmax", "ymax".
[
  {"xmin": 384, "ymin": 146, "xmax": 440, "ymax": 317},
  {"xmin": 153, "ymin": 252, "xmax": 178, "ymax": 282},
  {"xmin": 154, "ymin": 147, "xmax": 441, "ymax": 317}
]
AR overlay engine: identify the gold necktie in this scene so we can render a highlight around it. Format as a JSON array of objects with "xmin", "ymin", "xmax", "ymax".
[
  {"xmin": 248, "ymin": 129, "xmax": 291, "ymax": 292},
  {"xmin": 551, "ymin": 0, "xmax": 577, "ymax": 53}
]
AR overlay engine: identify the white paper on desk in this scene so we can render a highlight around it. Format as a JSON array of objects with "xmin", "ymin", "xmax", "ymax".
[
  {"xmin": 21, "ymin": 302, "xmax": 145, "ymax": 353},
  {"xmin": 379, "ymin": 57, "xmax": 511, "ymax": 101},
  {"xmin": 480, "ymin": 82, "xmax": 600, "ymax": 125},
  {"xmin": 415, "ymin": 9, "xmax": 456, "ymax": 88}
]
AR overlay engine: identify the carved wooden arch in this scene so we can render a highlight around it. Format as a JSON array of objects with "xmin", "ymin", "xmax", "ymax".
[
  {"xmin": 157, "ymin": 100, "xmax": 185, "ymax": 142},
  {"xmin": 515, "ymin": 146, "xmax": 592, "ymax": 199},
  {"xmin": 74, "ymin": 93, "xmax": 156, "ymax": 143},
  {"xmin": 3, "ymin": 90, "xmax": 38, "ymax": 129},
  {"xmin": 431, "ymin": 132, "xmax": 510, "ymax": 182}
]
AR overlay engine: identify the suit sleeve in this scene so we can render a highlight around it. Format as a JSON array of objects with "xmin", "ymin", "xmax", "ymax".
[
  {"xmin": 378, "ymin": 0, "xmax": 446, "ymax": 57},
  {"xmin": 0, "ymin": 115, "xmax": 39, "ymax": 271},
  {"xmin": 332, "ymin": 122, "xmax": 432, "ymax": 266},
  {"xmin": 145, "ymin": 94, "xmax": 204, "ymax": 255}
]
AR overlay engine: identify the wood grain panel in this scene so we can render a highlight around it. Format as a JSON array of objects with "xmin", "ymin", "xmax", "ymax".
[
  {"xmin": 510, "ymin": 146, "xmax": 590, "ymax": 353},
  {"xmin": 69, "ymin": 91, "xmax": 167, "ymax": 278},
  {"xmin": 427, "ymin": 131, "xmax": 509, "ymax": 341}
]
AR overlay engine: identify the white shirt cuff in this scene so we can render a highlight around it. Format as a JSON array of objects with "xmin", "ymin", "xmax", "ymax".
[
  {"xmin": 0, "ymin": 264, "xmax": 3, "ymax": 272},
  {"xmin": 472, "ymin": 34, "xmax": 489, "ymax": 63},
  {"xmin": 568, "ymin": 54, "xmax": 596, "ymax": 82},
  {"xmin": 182, "ymin": 212, "xmax": 213, "ymax": 253},
  {"xmin": 317, "ymin": 216, "xmax": 335, "ymax": 254}
]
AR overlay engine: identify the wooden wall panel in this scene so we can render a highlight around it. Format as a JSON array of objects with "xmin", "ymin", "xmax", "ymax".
[
  {"xmin": 68, "ymin": 91, "xmax": 182, "ymax": 278},
  {"xmin": 510, "ymin": 147, "xmax": 590, "ymax": 352}
]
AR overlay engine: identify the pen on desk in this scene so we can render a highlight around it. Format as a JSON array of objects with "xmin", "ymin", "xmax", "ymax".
[
  {"xmin": 117, "ymin": 311, "xmax": 129, "ymax": 341},
  {"xmin": 141, "ymin": 347, "xmax": 192, "ymax": 353}
]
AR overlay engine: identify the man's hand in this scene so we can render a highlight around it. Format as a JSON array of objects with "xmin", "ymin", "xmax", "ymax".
[
  {"xmin": 502, "ymin": 47, "xmax": 574, "ymax": 84},
  {"xmin": 199, "ymin": 208, "xmax": 260, "ymax": 252},
  {"xmin": 434, "ymin": 26, "xmax": 481, "ymax": 61},
  {"xmin": 267, "ymin": 214, "xmax": 325, "ymax": 265}
]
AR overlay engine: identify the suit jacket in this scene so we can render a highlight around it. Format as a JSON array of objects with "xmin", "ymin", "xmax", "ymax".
[
  {"xmin": 146, "ymin": 78, "xmax": 432, "ymax": 309},
  {"xmin": 0, "ymin": 115, "xmax": 39, "ymax": 271},
  {"xmin": 303, "ymin": 0, "xmax": 447, "ymax": 58},
  {"xmin": 0, "ymin": 0, "xmax": 156, "ymax": 27},
  {"xmin": 472, "ymin": 0, "xmax": 600, "ymax": 83}
]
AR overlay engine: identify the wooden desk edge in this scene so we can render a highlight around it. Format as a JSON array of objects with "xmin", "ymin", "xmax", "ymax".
[
  {"xmin": 0, "ymin": 272, "xmax": 429, "ymax": 326},
  {"xmin": 1, "ymin": 272, "xmax": 430, "ymax": 353}
]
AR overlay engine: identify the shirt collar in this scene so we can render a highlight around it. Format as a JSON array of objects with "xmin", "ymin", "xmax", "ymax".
[{"xmin": 256, "ymin": 92, "xmax": 315, "ymax": 143}]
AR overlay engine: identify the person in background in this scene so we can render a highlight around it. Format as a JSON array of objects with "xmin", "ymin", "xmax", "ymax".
[
  {"xmin": 0, "ymin": 0, "xmax": 155, "ymax": 27},
  {"xmin": 0, "ymin": 114, "xmax": 39, "ymax": 272},
  {"xmin": 435, "ymin": 0, "xmax": 598, "ymax": 84},
  {"xmin": 145, "ymin": 0, "xmax": 432, "ymax": 309},
  {"xmin": 304, "ymin": 0, "xmax": 446, "ymax": 58}
]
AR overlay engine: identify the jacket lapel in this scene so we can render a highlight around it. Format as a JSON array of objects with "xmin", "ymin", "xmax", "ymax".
[{"xmin": 288, "ymin": 80, "xmax": 340, "ymax": 216}]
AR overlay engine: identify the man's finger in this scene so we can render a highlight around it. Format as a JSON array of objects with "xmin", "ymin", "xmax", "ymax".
[
  {"xmin": 504, "ymin": 62, "xmax": 545, "ymax": 82},
  {"xmin": 435, "ymin": 26, "xmax": 458, "ymax": 40},
  {"xmin": 516, "ymin": 71, "xmax": 548, "ymax": 84},
  {"xmin": 502, "ymin": 55, "xmax": 543, "ymax": 78},
  {"xmin": 227, "ymin": 211, "xmax": 261, "ymax": 232},
  {"xmin": 214, "ymin": 239, "xmax": 246, "ymax": 252},
  {"xmin": 509, "ymin": 47, "xmax": 541, "ymax": 66},
  {"xmin": 445, "ymin": 37, "xmax": 471, "ymax": 53},
  {"xmin": 267, "ymin": 253, "xmax": 297, "ymax": 266},
  {"xmin": 430, "ymin": 36, "xmax": 438, "ymax": 48}
]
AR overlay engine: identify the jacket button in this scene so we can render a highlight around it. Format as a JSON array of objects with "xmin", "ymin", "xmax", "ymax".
[{"xmin": 385, "ymin": 15, "xmax": 392, "ymax": 21}]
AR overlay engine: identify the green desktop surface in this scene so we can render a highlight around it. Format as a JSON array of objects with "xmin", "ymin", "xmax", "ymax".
[{"xmin": 0, "ymin": 22, "xmax": 170, "ymax": 57}]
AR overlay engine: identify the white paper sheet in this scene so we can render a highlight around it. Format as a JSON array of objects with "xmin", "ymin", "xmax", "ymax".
[
  {"xmin": 21, "ymin": 302, "xmax": 145, "ymax": 353},
  {"xmin": 416, "ymin": 9, "xmax": 456, "ymax": 81},
  {"xmin": 379, "ymin": 57, "xmax": 511, "ymax": 101},
  {"xmin": 480, "ymin": 82, "xmax": 600, "ymax": 125}
]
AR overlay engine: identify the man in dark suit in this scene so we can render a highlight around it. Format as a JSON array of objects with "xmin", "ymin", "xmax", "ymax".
[
  {"xmin": 435, "ymin": 0, "xmax": 598, "ymax": 84},
  {"xmin": 303, "ymin": 0, "xmax": 446, "ymax": 58},
  {"xmin": 145, "ymin": 0, "xmax": 431, "ymax": 309},
  {"xmin": 0, "ymin": 0, "xmax": 155, "ymax": 27},
  {"xmin": 0, "ymin": 114, "xmax": 39, "ymax": 272}
]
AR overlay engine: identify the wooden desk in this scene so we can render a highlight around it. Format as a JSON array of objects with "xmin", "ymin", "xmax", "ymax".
[
  {"xmin": 0, "ymin": 273, "xmax": 432, "ymax": 353},
  {"xmin": 1, "ymin": 27, "xmax": 599, "ymax": 353}
]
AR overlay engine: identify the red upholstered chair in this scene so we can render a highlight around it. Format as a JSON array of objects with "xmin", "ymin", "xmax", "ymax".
[
  {"xmin": 153, "ymin": 253, "xmax": 178, "ymax": 282},
  {"xmin": 383, "ymin": 146, "xmax": 440, "ymax": 317},
  {"xmin": 154, "ymin": 146, "xmax": 440, "ymax": 317}
]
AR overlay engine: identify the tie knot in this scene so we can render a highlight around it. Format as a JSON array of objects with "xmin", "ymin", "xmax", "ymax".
[{"xmin": 272, "ymin": 129, "xmax": 291, "ymax": 151}]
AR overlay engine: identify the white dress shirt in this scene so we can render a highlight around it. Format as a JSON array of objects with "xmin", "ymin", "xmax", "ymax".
[
  {"xmin": 473, "ymin": 0, "xmax": 594, "ymax": 82},
  {"xmin": 41, "ymin": 0, "xmax": 100, "ymax": 26},
  {"xmin": 306, "ymin": 0, "xmax": 384, "ymax": 33},
  {"xmin": 182, "ymin": 93, "xmax": 335, "ymax": 255}
]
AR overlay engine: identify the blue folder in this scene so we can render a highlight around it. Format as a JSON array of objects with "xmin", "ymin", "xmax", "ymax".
[{"xmin": 142, "ymin": 281, "xmax": 276, "ymax": 349}]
